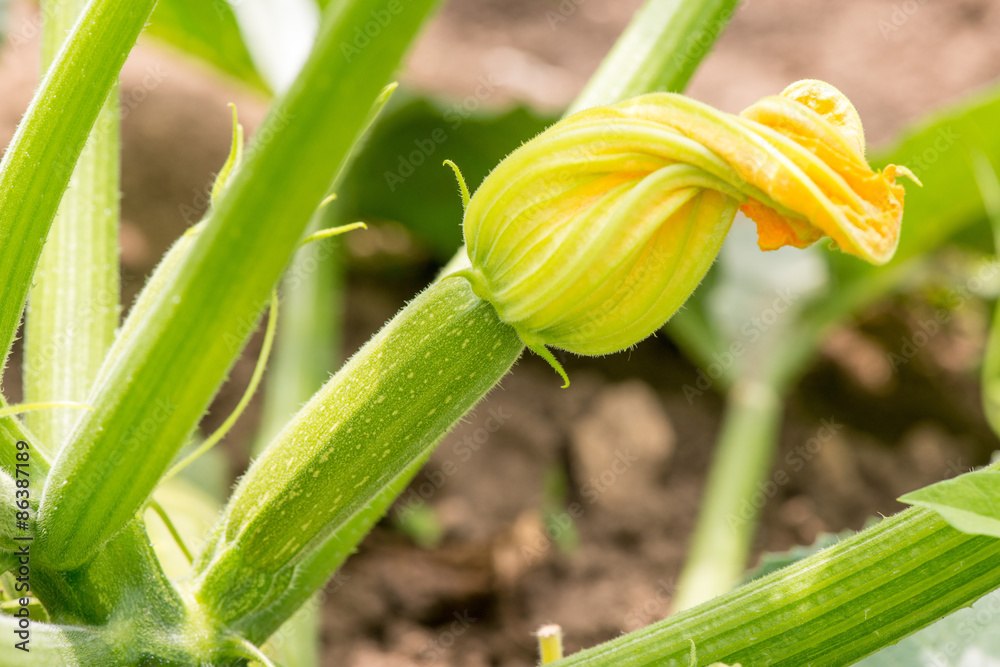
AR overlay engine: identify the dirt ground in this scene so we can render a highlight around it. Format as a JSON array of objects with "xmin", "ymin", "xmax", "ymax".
[{"xmin": 2, "ymin": 0, "xmax": 1000, "ymax": 665}]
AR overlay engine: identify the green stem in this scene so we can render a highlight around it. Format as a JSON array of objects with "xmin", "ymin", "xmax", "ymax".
[
  {"xmin": 568, "ymin": 0, "xmax": 740, "ymax": 114},
  {"xmin": 0, "ymin": 410, "xmax": 182, "ymax": 631},
  {"xmin": 192, "ymin": 277, "xmax": 524, "ymax": 640},
  {"xmin": 672, "ymin": 377, "xmax": 783, "ymax": 610},
  {"xmin": 0, "ymin": 0, "xmax": 154, "ymax": 370},
  {"xmin": 35, "ymin": 0, "xmax": 440, "ymax": 572},
  {"xmin": 554, "ymin": 494, "xmax": 1000, "ymax": 666},
  {"xmin": 23, "ymin": 0, "xmax": 121, "ymax": 452}
]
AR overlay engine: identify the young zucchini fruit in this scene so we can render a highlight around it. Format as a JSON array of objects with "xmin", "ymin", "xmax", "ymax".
[{"xmin": 192, "ymin": 277, "xmax": 524, "ymax": 629}]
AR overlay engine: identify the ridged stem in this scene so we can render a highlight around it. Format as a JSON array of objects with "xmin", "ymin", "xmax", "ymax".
[
  {"xmin": 0, "ymin": 0, "xmax": 154, "ymax": 370},
  {"xmin": 36, "ymin": 0, "xmax": 441, "ymax": 571},
  {"xmin": 569, "ymin": 0, "xmax": 740, "ymax": 114},
  {"xmin": 555, "ymin": 483, "xmax": 1000, "ymax": 666},
  {"xmin": 24, "ymin": 0, "xmax": 121, "ymax": 451}
]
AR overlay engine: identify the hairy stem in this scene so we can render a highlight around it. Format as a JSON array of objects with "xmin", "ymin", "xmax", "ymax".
[
  {"xmin": 555, "ymin": 488, "xmax": 1000, "ymax": 666},
  {"xmin": 0, "ymin": 0, "xmax": 154, "ymax": 370},
  {"xmin": 36, "ymin": 0, "xmax": 440, "ymax": 571},
  {"xmin": 569, "ymin": 0, "xmax": 740, "ymax": 114}
]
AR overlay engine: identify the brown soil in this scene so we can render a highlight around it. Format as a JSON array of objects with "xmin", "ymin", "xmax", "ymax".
[{"xmin": 2, "ymin": 0, "xmax": 1000, "ymax": 665}]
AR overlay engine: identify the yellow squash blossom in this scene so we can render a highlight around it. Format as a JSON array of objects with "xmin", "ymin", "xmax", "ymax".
[{"xmin": 456, "ymin": 79, "xmax": 916, "ymax": 371}]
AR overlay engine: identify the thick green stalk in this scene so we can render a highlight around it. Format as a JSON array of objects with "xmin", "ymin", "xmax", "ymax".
[
  {"xmin": 0, "ymin": 0, "xmax": 154, "ymax": 370},
  {"xmin": 672, "ymin": 377, "xmax": 783, "ymax": 610},
  {"xmin": 0, "ymin": 402, "xmax": 181, "ymax": 631},
  {"xmin": 36, "ymin": 0, "xmax": 440, "ymax": 571},
  {"xmin": 192, "ymin": 278, "xmax": 523, "ymax": 637},
  {"xmin": 568, "ymin": 0, "xmax": 740, "ymax": 114},
  {"xmin": 555, "ymin": 494, "xmax": 1000, "ymax": 666},
  {"xmin": 24, "ymin": 0, "xmax": 121, "ymax": 450}
]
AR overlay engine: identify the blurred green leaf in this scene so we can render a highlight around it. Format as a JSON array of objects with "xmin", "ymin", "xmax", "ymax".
[
  {"xmin": 876, "ymin": 88, "xmax": 1000, "ymax": 263},
  {"xmin": 822, "ymin": 82, "xmax": 1000, "ymax": 293},
  {"xmin": 669, "ymin": 81, "xmax": 1000, "ymax": 391},
  {"xmin": 339, "ymin": 96, "xmax": 555, "ymax": 259},
  {"xmin": 147, "ymin": 0, "xmax": 269, "ymax": 91},
  {"xmin": 900, "ymin": 470, "xmax": 1000, "ymax": 539}
]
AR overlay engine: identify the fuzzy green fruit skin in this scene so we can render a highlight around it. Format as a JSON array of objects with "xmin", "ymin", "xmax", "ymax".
[{"xmin": 193, "ymin": 278, "xmax": 523, "ymax": 625}]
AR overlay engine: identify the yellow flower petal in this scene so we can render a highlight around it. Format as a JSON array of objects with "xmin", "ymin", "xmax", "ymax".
[{"xmin": 459, "ymin": 80, "xmax": 916, "ymax": 358}]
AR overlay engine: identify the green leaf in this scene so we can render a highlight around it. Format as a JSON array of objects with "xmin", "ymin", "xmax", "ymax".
[
  {"xmin": 147, "ymin": 0, "xmax": 268, "ymax": 91},
  {"xmin": 900, "ymin": 470, "xmax": 1000, "ymax": 539}
]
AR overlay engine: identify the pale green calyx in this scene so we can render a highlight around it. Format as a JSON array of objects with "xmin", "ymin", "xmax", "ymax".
[{"xmin": 459, "ymin": 82, "xmax": 914, "ymax": 360}]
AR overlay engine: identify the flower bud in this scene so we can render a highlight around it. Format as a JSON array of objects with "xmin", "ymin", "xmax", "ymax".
[{"xmin": 459, "ymin": 80, "xmax": 914, "ymax": 360}]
